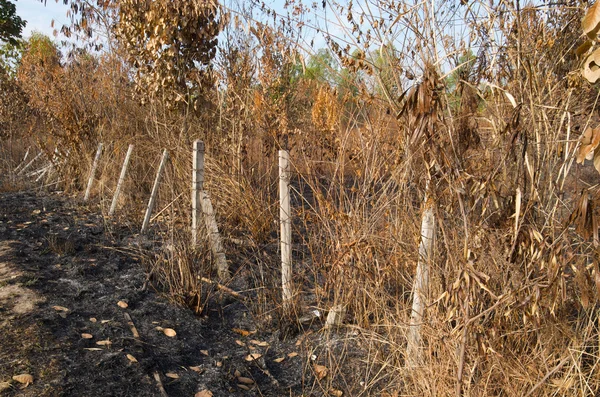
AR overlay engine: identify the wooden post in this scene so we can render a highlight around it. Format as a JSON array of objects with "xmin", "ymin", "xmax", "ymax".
[
  {"xmin": 279, "ymin": 150, "xmax": 292, "ymax": 310},
  {"xmin": 84, "ymin": 143, "xmax": 103, "ymax": 202},
  {"xmin": 141, "ymin": 149, "xmax": 169, "ymax": 234},
  {"xmin": 191, "ymin": 140, "xmax": 204, "ymax": 246},
  {"xmin": 109, "ymin": 144, "xmax": 134, "ymax": 216},
  {"xmin": 201, "ymin": 191, "xmax": 230, "ymax": 280},
  {"xmin": 406, "ymin": 179, "xmax": 435, "ymax": 367}
]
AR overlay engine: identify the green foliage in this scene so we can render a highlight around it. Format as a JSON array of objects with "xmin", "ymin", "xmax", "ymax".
[
  {"xmin": 446, "ymin": 50, "xmax": 476, "ymax": 110},
  {"xmin": 0, "ymin": 0, "xmax": 26, "ymax": 46},
  {"xmin": 0, "ymin": 39, "xmax": 23, "ymax": 78}
]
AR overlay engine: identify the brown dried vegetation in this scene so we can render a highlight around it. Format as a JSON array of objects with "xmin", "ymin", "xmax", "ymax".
[{"xmin": 4, "ymin": 0, "xmax": 600, "ymax": 395}]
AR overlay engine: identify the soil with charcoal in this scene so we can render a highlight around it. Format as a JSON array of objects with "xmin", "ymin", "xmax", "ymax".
[{"xmin": 0, "ymin": 191, "xmax": 342, "ymax": 397}]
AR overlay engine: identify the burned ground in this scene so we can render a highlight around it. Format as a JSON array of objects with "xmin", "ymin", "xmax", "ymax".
[{"xmin": 0, "ymin": 191, "xmax": 351, "ymax": 397}]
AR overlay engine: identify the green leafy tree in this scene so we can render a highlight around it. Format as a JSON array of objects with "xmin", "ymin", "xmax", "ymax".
[
  {"xmin": 446, "ymin": 50, "xmax": 476, "ymax": 110},
  {"xmin": 0, "ymin": 0, "xmax": 26, "ymax": 46}
]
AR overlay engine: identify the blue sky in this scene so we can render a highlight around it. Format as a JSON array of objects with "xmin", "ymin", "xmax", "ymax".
[{"xmin": 13, "ymin": 0, "xmax": 71, "ymax": 40}]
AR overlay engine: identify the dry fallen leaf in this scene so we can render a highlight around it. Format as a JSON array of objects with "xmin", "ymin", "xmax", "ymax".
[
  {"xmin": 12, "ymin": 374, "xmax": 33, "ymax": 386},
  {"xmin": 235, "ymin": 340, "xmax": 246, "ymax": 346},
  {"xmin": 273, "ymin": 357, "xmax": 285, "ymax": 363},
  {"xmin": 216, "ymin": 361, "xmax": 223, "ymax": 368},
  {"xmin": 89, "ymin": 317, "xmax": 97, "ymax": 323},
  {"xmin": 96, "ymin": 340, "xmax": 112, "ymax": 346},
  {"xmin": 234, "ymin": 369, "xmax": 241, "ymax": 377},
  {"xmin": 126, "ymin": 354, "xmax": 138, "ymax": 363},
  {"xmin": 329, "ymin": 389, "xmax": 343, "ymax": 397},
  {"xmin": 232, "ymin": 328, "xmax": 252, "ymax": 337},
  {"xmin": 52, "ymin": 305, "xmax": 69, "ymax": 312},
  {"xmin": 238, "ymin": 384, "xmax": 250, "ymax": 391},
  {"xmin": 200, "ymin": 350, "xmax": 209, "ymax": 356},
  {"xmin": 0, "ymin": 381, "xmax": 11, "ymax": 392},
  {"xmin": 117, "ymin": 301, "xmax": 128, "ymax": 309},
  {"xmin": 84, "ymin": 348, "xmax": 103, "ymax": 351},
  {"xmin": 165, "ymin": 372, "xmax": 179, "ymax": 379},
  {"xmin": 189, "ymin": 366, "xmax": 203, "ymax": 373},
  {"xmin": 244, "ymin": 353, "xmax": 262, "ymax": 361},
  {"xmin": 163, "ymin": 328, "xmax": 177, "ymax": 337},
  {"xmin": 287, "ymin": 352, "xmax": 298, "ymax": 358},
  {"xmin": 155, "ymin": 326, "xmax": 164, "ymax": 331},
  {"xmin": 195, "ymin": 390, "xmax": 213, "ymax": 397},
  {"xmin": 314, "ymin": 364, "xmax": 328, "ymax": 380},
  {"xmin": 250, "ymin": 340, "xmax": 269, "ymax": 347},
  {"xmin": 237, "ymin": 376, "xmax": 254, "ymax": 385},
  {"xmin": 101, "ymin": 320, "xmax": 110, "ymax": 324},
  {"xmin": 81, "ymin": 333, "xmax": 93, "ymax": 339}
]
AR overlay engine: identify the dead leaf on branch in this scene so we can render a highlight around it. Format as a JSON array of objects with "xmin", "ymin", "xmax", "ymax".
[
  {"xmin": 576, "ymin": 126, "xmax": 600, "ymax": 164},
  {"xmin": 582, "ymin": 48, "xmax": 600, "ymax": 83},
  {"xmin": 583, "ymin": 1, "xmax": 600, "ymax": 39}
]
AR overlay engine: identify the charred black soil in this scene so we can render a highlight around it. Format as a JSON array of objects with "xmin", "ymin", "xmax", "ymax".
[{"xmin": 0, "ymin": 191, "xmax": 347, "ymax": 397}]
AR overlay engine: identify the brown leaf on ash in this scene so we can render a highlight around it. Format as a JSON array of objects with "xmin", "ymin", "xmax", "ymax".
[
  {"xmin": 12, "ymin": 374, "xmax": 33, "ymax": 386},
  {"xmin": 126, "ymin": 354, "xmax": 138, "ymax": 363},
  {"xmin": 52, "ymin": 305, "xmax": 69, "ymax": 312},
  {"xmin": 165, "ymin": 372, "xmax": 179, "ymax": 379},
  {"xmin": 195, "ymin": 390, "xmax": 213, "ymax": 397},
  {"xmin": 163, "ymin": 328, "xmax": 176, "ymax": 337},
  {"xmin": 232, "ymin": 328, "xmax": 254, "ymax": 337},
  {"xmin": 117, "ymin": 301, "xmax": 128, "ymax": 309},
  {"xmin": 81, "ymin": 333, "xmax": 93, "ymax": 339},
  {"xmin": 244, "ymin": 353, "xmax": 262, "ymax": 361},
  {"xmin": 250, "ymin": 340, "xmax": 269, "ymax": 347},
  {"xmin": 314, "ymin": 364, "xmax": 328, "ymax": 380}
]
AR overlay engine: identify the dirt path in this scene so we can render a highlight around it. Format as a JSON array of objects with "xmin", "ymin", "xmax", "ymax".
[{"xmin": 0, "ymin": 191, "xmax": 312, "ymax": 397}]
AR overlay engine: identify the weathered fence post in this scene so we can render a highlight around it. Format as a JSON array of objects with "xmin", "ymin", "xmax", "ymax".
[
  {"xmin": 201, "ymin": 191, "xmax": 229, "ymax": 280},
  {"xmin": 109, "ymin": 144, "xmax": 134, "ymax": 216},
  {"xmin": 191, "ymin": 140, "xmax": 204, "ymax": 246},
  {"xmin": 84, "ymin": 142, "xmax": 103, "ymax": 202},
  {"xmin": 141, "ymin": 149, "xmax": 169, "ymax": 234},
  {"xmin": 406, "ymin": 179, "xmax": 435, "ymax": 367},
  {"xmin": 191, "ymin": 141, "xmax": 229, "ymax": 280},
  {"xmin": 279, "ymin": 149, "xmax": 292, "ymax": 310}
]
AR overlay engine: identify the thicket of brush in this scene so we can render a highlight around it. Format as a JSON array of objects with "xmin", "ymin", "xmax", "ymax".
[{"xmin": 2, "ymin": 0, "xmax": 600, "ymax": 395}]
